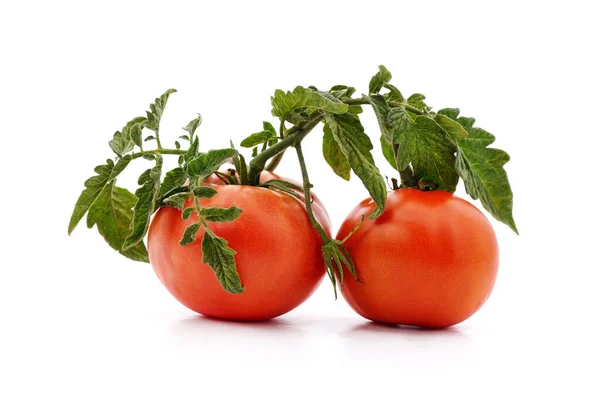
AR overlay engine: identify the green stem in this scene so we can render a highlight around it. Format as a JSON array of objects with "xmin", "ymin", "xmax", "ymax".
[
  {"xmin": 294, "ymin": 142, "xmax": 329, "ymax": 241},
  {"xmin": 265, "ymin": 117, "xmax": 289, "ymax": 172},
  {"xmin": 249, "ymin": 113, "xmax": 324, "ymax": 185},
  {"xmin": 343, "ymin": 98, "xmax": 424, "ymax": 115},
  {"xmin": 265, "ymin": 151, "xmax": 284, "ymax": 172},
  {"xmin": 130, "ymin": 148, "xmax": 185, "ymax": 160}
]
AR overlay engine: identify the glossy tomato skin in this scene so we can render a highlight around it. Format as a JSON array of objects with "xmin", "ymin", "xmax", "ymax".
[
  {"xmin": 148, "ymin": 178, "xmax": 329, "ymax": 321},
  {"xmin": 337, "ymin": 188, "xmax": 499, "ymax": 328}
]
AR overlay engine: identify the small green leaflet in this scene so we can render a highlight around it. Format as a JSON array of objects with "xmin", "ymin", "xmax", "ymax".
[
  {"xmin": 145, "ymin": 89, "xmax": 177, "ymax": 133},
  {"xmin": 182, "ymin": 114, "xmax": 201, "ymax": 138},
  {"xmin": 109, "ymin": 117, "xmax": 146, "ymax": 157},
  {"xmin": 158, "ymin": 167, "xmax": 187, "ymax": 199},
  {"xmin": 184, "ymin": 137, "xmax": 199, "ymax": 162},
  {"xmin": 186, "ymin": 148, "xmax": 237, "ymax": 180},
  {"xmin": 434, "ymin": 113, "xmax": 468, "ymax": 138},
  {"xmin": 202, "ymin": 232, "xmax": 244, "ymax": 294},
  {"xmin": 323, "ymin": 113, "xmax": 387, "ymax": 218},
  {"xmin": 452, "ymin": 115, "xmax": 518, "ymax": 233},
  {"xmin": 365, "ymin": 95, "xmax": 395, "ymax": 144},
  {"xmin": 85, "ymin": 181, "xmax": 149, "ymax": 262},
  {"xmin": 182, "ymin": 207, "xmax": 194, "ymax": 220},
  {"xmin": 271, "ymin": 86, "xmax": 348, "ymax": 119},
  {"xmin": 384, "ymin": 83, "xmax": 404, "ymax": 102},
  {"xmin": 368, "ymin": 65, "xmax": 392, "ymax": 95},
  {"xmin": 322, "ymin": 123, "xmax": 351, "ymax": 180},
  {"xmin": 193, "ymin": 186, "xmax": 218, "ymax": 198},
  {"xmin": 240, "ymin": 130, "xmax": 276, "ymax": 148},
  {"xmin": 396, "ymin": 116, "xmax": 459, "ymax": 192},
  {"xmin": 407, "ymin": 93, "xmax": 428, "ymax": 111},
  {"xmin": 162, "ymin": 192, "xmax": 190, "ymax": 210},
  {"xmin": 179, "ymin": 223, "xmax": 200, "ymax": 246},
  {"xmin": 199, "ymin": 207, "xmax": 242, "ymax": 223},
  {"xmin": 380, "ymin": 135, "xmax": 397, "ymax": 170},
  {"xmin": 68, "ymin": 156, "xmax": 131, "ymax": 235},
  {"xmin": 263, "ymin": 121, "xmax": 277, "ymax": 135},
  {"xmin": 122, "ymin": 157, "xmax": 163, "ymax": 251}
]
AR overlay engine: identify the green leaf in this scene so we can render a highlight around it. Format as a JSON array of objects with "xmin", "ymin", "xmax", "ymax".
[
  {"xmin": 182, "ymin": 207, "xmax": 194, "ymax": 220},
  {"xmin": 109, "ymin": 116, "xmax": 146, "ymax": 157},
  {"xmin": 365, "ymin": 95, "xmax": 394, "ymax": 145},
  {"xmin": 396, "ymin": 116, "xmax": 459, "ymax": 191},
  {"xmin": 437, "ymin": 108, "xmax": 460, "ymax": 119},
  {"xmin": 158, "ymin": 167, "xmax": 187, "ymax": 199},
  {"xmin": 175, "ymin": 141, "xmax": 181, "ymax": 150},
  {"xmin": 162, "ymin": 192, "xmax": 190, "ymax": 210},
  {"xmin": 129, "ymin": 122, "xmax": 143, "ymax": 149},
  {"xmin": 434, "ymin": 114, "xmax": 469, "ymax": 138},
  {"xmin": 122, "ymin": 158, "xmax": 163, "ymax": 251},
  {"xmin": 407, "ymin": 93, "xmax": 428, "ymax": 111},
  {"xmin": 184, "ymin": 137, "xmax": 199, "ymax": 161},
  {"xmin": 387, "ymin": 107, "xmax": 413, "ymax": 141},
  {"xmin": 263, "ymin": 121, "xmax": 277, "ymax": 135},
  {"xmin": 183, "ymin": 114, "xmax": 202, "ymax": 137},
  {"xmin": 323, "ymin": 113, "xmax": 387, "ymax": 218},
  {"xmin": 384, "ymin": 83, "xmax": 404, "ymax": 102},
  {"xmin": 179, "ymin": 135, "xmax": 190, "ymax": 141},
  {"xmin": 240, "ymin": 130, "xmax": 275, "ymax": 148},
  {"xmin": 271, "ymin": 86, "xmax": 348, "ymax": 119},
  {"xmin": 368, "ymin": 65, "xmax": 392, "ymax": 95},
  {"xmin": 85, "ymin": 181, "xmax": 149, "ymax": 262},
  {"xmin": 142, "ymin": 154, "xmax": 155, "ymax": 161},
  {"xmin": 145, "ymin": 89, "xmax": 177, "ymax": 133},
  {"xmin": 193, "ymin": 186, "xmax": 218, "ymax": 198},
  {"xmin": 68, "ymin": 157, "xmax": 131, "ymax": 235},
  {"xmin": 322, "ymin": 123, "xmax": 351, "ymax": 181},
  {"xmin": 199, "ymin": 207, "xmax": 242, "ymax": 223},
  {"xmin": 201, "ymin": 232, "xmax": 244, "ymax": 294},
  {"xmin": 453, "ymin": 116, "xmax": 518, "ymax": 233},
  {"xmin": 186, "ymin": 148, "xmax": 237, "ymax": 180},
  {"xmin": 144, "ymin": 136, "xmax": 156, "ymax": 142},
  {"xmin": 380, "ymin": 135, "xmax": 397, "ymax": 170},
  {"xmin": 179, "ymin": 223, "xmax": 200, "ymax": 246}
]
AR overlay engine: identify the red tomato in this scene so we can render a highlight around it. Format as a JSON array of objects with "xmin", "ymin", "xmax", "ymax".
[
  {"xmin": 148, "ymin": 173, "xmax": 330, "ymax": 321},
  {"xmin": 337, "ymin": 188, "xmax": 499, "ymax": 328}
]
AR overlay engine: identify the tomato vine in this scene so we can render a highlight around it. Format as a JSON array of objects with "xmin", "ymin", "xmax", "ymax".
[{"xmin": 68, "ymin": 65, "xmax": 517, "ymax": 296}]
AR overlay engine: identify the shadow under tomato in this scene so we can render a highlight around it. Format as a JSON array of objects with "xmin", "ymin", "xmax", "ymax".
[
  {"xmin": 172, "ymin": 313, "xmax": 304, "ymax": 337},
  {"xmin": 350, "ymin": 321, "xmax": 466, "ymax": 336}
]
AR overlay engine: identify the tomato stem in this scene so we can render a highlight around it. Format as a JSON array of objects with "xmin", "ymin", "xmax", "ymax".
[
  {"xmin": 129, "ymin": 148, "xmax": 186, "ymax": 160},
  {"xmin": 293, "ymin": 142, "xmax": 329, "ymax": 241},
  {"xmin": 248, "ymin": 113, "xmax": 323, "ymax": 185},
  {"xmin": 343, "ymin": 98, "xmax": 425, "ymax": 115}
]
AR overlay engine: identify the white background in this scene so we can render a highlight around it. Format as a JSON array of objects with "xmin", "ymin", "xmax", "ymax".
[{"xmin": 1, "ymin": 0, "xmax": 599, "ymax": 395}]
